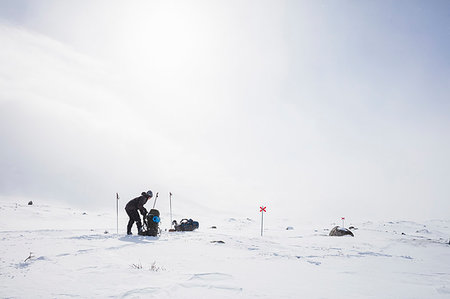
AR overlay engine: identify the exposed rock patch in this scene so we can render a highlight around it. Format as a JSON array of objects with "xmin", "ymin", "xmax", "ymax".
[{"xmin": 329, "ymin": 226, "xmax": 354, "ymax": 237}]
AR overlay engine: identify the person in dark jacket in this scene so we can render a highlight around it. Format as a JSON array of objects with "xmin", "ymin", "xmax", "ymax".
[{"xmin": 125, "ymin": 190, "xmax": 153, "ymax": 235}]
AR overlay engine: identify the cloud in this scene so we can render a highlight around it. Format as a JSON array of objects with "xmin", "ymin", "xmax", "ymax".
[
  {"xmin": 0, "ymin": 1, "xmax": 449, "ymax": 221},
  {"xmin": 0, "ymin": 24, "xmax": 155, "ymax": 205}
]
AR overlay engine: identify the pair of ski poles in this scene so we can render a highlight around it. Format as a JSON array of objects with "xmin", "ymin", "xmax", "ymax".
[{"xmin": 149, "ymin": 192, "xmax": 174, "ymax": 228}]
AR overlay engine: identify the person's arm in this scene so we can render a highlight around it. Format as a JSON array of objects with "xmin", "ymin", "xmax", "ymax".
[{"xmin": 138, "ymin": 196, "xmax": 148, "ymax": 217}]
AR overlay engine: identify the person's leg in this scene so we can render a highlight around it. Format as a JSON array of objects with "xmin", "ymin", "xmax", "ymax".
[
  {"xmin": 137, "ymin": 222, "xmax": 143, "ymax": 235},
  {"xmin": 127, "ymin": 209, "xmax": 142, "ymax": 234},
  {"xmin": 127, "ymin": 219, "xmax": 133, "ymax": 235},
  {"xmin": 134, "ymin": 211, "xmax": 143, "ymax": 235},
  {"xmin": 126, "ymin": 209, "xmax": 137, "ymax": 235}
]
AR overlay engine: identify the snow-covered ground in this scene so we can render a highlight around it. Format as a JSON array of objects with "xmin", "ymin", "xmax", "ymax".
[{"xmin": 1, "ymin": 199, "xmax": 449, "ymax": 298}]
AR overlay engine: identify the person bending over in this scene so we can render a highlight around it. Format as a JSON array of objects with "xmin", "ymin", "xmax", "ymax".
[{"xmin": 125, "ymin": 190, "xmax": 153, "ymax": 235}]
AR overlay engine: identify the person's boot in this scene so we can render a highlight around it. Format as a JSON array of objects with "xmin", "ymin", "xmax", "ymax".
[{"xmin": 127, "ymin": 221, "xmax": 133, "ymax": 235}]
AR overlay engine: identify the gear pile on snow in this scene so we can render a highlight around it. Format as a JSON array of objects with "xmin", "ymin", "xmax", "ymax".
[{"xmin": 172, "ymin": 219, "xmax": 199, "ymax": 231}]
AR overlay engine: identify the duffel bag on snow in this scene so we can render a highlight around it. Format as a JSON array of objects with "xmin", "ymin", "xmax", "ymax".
[{"xmin": 172, "ymin": 219, "xmax": 199, "ymax": 231}]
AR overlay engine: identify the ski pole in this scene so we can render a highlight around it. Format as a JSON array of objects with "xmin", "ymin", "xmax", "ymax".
[
  {"xmin": 152, "ymin": 192, "xmax": 159, "ymax": 209},
  {"xmin": 169, "ymin": 192, "xmax": 173, "ymax": 228},
  {"xmin": 116, "ymin": 193, "xmax": 119, "ymax": 234}
]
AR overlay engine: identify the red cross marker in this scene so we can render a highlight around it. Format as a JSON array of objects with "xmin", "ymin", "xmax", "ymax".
[{"xmin": 260, "ymin": 206, "xmax": 266, "ymax": 212}]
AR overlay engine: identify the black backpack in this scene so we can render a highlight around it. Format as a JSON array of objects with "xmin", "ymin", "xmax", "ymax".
[
  {"xmin": 143, "ymin": 209, "xmax": 160, "ymax": 236},
  {"xmin": 173, "ymin": 219, "xmax": 199, "ymax": 231}
]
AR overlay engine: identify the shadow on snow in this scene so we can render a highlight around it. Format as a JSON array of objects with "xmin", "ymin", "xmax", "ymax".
[{"xmin": 119, "ymin": 235, "xmax": 159, "ymax": 244}]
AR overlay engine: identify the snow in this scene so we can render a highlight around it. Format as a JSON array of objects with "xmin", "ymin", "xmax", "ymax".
[{"xmin": 1, "ymin": 199, "xmax": 449, "ymax": 298}]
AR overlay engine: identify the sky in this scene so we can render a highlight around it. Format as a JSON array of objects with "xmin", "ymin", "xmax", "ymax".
[{"xmin": 0, "ymin": 0, "xmax": 449, "ymax": 221}]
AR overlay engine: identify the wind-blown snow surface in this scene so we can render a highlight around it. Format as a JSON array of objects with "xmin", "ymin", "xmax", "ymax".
[{"xmin": 1, "ymin": 199, "xmax": 449, "ymax": 298}]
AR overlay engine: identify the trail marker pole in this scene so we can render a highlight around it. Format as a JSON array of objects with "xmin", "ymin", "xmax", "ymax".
[
  {"xmin": 260, "ymin": 206, "xmax": 266, "ymax": 236},
  {"xmin": 341, "ymin": 217, "xmax": 345, "ymax": 228},
  {"xmin": 116, "ymin": 193, "xmax": 119, "ymax": 234},
  {"xmin": 169, "ymin": 192, "xmax": 173, "ymax": 228}
]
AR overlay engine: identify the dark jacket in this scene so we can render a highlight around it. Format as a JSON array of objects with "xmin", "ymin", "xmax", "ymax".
[{"xmin": 125, "ymin": 193, "xmax": 150, "ymax": 216}]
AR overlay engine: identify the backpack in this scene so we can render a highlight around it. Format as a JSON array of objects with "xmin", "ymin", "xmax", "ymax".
[
  {"xmin": 142, "ymin": 209, "xmax": 160, "ymax": 236},
  {"xmin": 173, "ymin": 219, "xmax": 199, "ymax": 231}
]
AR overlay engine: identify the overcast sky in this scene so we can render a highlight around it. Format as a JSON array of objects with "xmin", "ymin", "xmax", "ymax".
[{"xmin": 0, "ymin": 0, "xmax": 449, "ymax": 221}]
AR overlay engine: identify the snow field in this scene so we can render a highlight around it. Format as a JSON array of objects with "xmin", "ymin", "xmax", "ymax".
[{"xmin": 1, "ymin": 200, "xmax": 449, "ymax": 298}]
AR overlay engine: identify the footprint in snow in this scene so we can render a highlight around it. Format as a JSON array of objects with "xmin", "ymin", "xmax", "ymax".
[
  {"xmin": 121, "ymin": 287, "xmax": 160, "ymax": 298},
  {"xmin": 181, "ymin": 273, "xmax": 242, "ymax": 294},
  {"xmin": 189, "ymin": 272, "xmax": 233, "ymax": 281},
  {"xmin": 437, "ymin": 286, "xmax": 450, "ymax": 294},
  {"xmin": 358, "ymin": 251, "xmax": 392, "ymax": 257}
]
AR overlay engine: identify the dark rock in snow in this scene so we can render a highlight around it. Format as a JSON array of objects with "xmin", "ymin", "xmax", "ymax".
[
  {"xmin": 28, "ymin": 201, "xmax": 33, "ymax": 205},
  {"xmin": 211, "ymin": 240, "xmax": 225, "ymax": 244},
  {"xmin": 349, "ymin": 226, "xmax": 358, "ymax": 230},
  {"xmin": 329, "ymin": 226, "xmax": 354, "ymax": 237},
  {"xmin": 210, "ymin": 226, "xmax": 217, "ymax": 229}
]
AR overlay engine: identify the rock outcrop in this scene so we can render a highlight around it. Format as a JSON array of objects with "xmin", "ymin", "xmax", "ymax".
[{"xmin": 329, "ymin": 226, "xmax": 354, "ymax": 237}]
